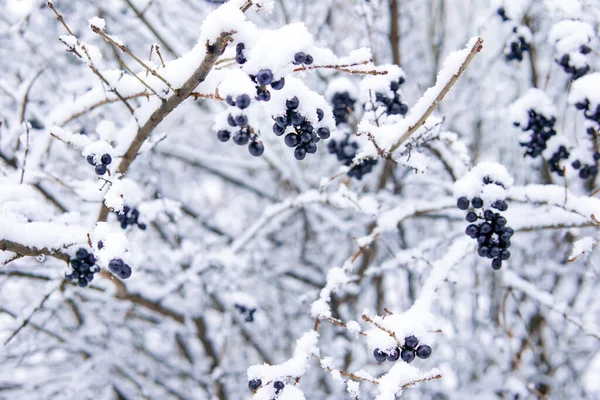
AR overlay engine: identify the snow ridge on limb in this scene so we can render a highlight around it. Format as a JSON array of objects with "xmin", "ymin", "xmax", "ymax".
[{"xmin": 357, "ymin": 37, "xmax": 483, "ymax": 158}]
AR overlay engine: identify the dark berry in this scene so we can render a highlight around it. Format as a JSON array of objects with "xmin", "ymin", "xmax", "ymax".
[
  {"xmin": 317, "ymin": 127, "xmax": 330, "ymax": 139},
  {"xmin": 304, "ymin": 54, "xmax": 314, "ymax": 65},
  {"xmin": 97, "ymin": 241, "xmax": 104, "ymax": 250},
  {"xmin": 491, "ymin": 258, "xmax": 502, "ymax": 270},
  {"xmin": 416, "ymin": 344, "xmax": 432, "ymax": 359},
  {"xmin": 386, "ymin": 347, "xmax": 400, "ymax": 362},
  {"xmin": 256, "ymin": 69, "xmax": 273, "ymax": 86},
  {"xmin": 400, "ymin": 348, "xmax": 415, "ymax": 363},
  {"xmin": 248, "ymin": 379, "xmax": 261, "ymax": 391},
  {"xmin": 572, "ymin": 160, "xmax": 582, "ymax": 169},
  {"xmin": 480, "ymin": 223, "xmax": 492, "ymax": 235},
  {"xmin": 293, "ymin": 52, "xmax": 306, "ymax": 64},
  {"xmin": 500, "ymin": 249, "xmax": 511, "ymax": 260},
  {"xmin": 273, "ymin": 123, "xmax": 286, "ymax": 136},
  {"xmin": 217, "ymin": 130, "xmax": 231, "ymax": 142},
  {"xmin": 284, "ymin": 134, "xmax": 299, "ymax": 147},
  {"xmin": 373, "ymin": 348, "xmax": 387, "ymax": 363},
  {"xmin": 273, "ymin": 381, "xmax": 285, "ymax": 391},
  {"xmin": 471, "ymin": 197, "xmax": 484, "ymax": 208},
  {"xmin": 286, "ymin": 96, "xmax": 300, "ymax": 110},
  {"xmin": 235, "ymin": 114, "xmax": 248, "ymax": 126},
  {"xmin": 95, "ymin": 164, "xmax": 107, "ymax": 175},
  {"xmin": 465, "ymin": 212, "xmax": 478, "ymax": 223},
  {"xmin": 457, "ymin": 197, "xmax": 469, "ymax": 210},
  {"xmin": 256, "ymin": 90, "xmax": 271, "ymax": 102},
  {"xmin": 233, "ymin": 132, "xmax": 250, "ymax": 145},
  {"xmin": 236, "ymin": 43, "xmax": 245, "ymax": 53},
  {"xmin": 226, "ymin": 95, "xmax": 236, "ymax": 106},
  {"xmin": 77, "ymin": 279, "xmax": 88, "ymax": 287},
  {"xmin": 316, "ymin": 108, "xmax": 324, "ymax": 121},
  {"xmin": 465, "ymin": 224, "xmax": 479, "ymax": 238},
  {"xmin": 71, "ymin": 259, "xmax": 83, "ymax": 270},
  {"xmin": 294, "ymin": 146, "xmax": 307, "ymax": 160},
  {"xmin": 271, "ymin": 78, "xmax": 285, "ymax": 90},
  {"xmin": 118, "ymin": 264, "xmax": 132, "ymax": 279},
  {"xmin": 235, "ymin": 53, "xmax": 246, "ymax": 64},
  {"xmin": 248, "ymin": 141, "xmax": 264, "ymax": 157},
  {"xmin": 108, "ymin": 258, "xmax": 125, "ymax": 274},
  {"xmin": 76, "ymin": 248, "xmax": 89, "ymax": 260},
  {"xmin": 478, "ymin": 246, "xmax": 489, "ymax": 257},
  {"xmin": 86, "ymin": 155, "xmax": 96, "ymax": 166},
  {"xmin": 306, "ymin": 142, "xmax": 317, "ymax": 154},
  {"xmin": 290, "ymin": 112, "xmax": 305, "ymax": 125},
  {"xmin": 100, "ymin": 153, "xmax": 111, "ymax": 165},
  {"xmin": 84, "ymin": 253, "xmax": 96, "ymax": 266},
  {"xmin": 227, "ymin": 114, "xmax": 237, "ymax": 127},
  {"xmin": 404, "ymin": 335, "xmax": 419, "ymax": 349},
  {"xmin": 236, "ymin": 94, "xmax": 250, "ymax": 109}
]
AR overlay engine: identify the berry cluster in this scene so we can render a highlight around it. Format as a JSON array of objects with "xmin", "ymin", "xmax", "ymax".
[
  {"xmin": 505, "ymin": 30, "xmax": 530, "ymax": 62},
  {"xmin": 250, "ymin": 69, "xmax": 285, "ymax": 102},
  {"xmin": 217, "ymin": 102, "xmax": 265, "ymax": 157},
  {"xmin": 235, "ymin": 42, "xmax": 247, "ymax": 65},
  {"xmin": 65, "ymin": 248, "xmax": 100, "ymax": 287},
  {"xmin": 575, "ymin": 99, "xmax": 600, "ymax": 125},
  {"xmin": 556, "ymin": 46, "xmax": 591, "ymax": 81},
  {"xmin": 497, "ymin": 7, "xmax": 509, "ymax": 22},
  {"xmin": 331, "ymin": 91, "xmax": 355, "ymax": 125},
  {"xmin": 235, "ymin": 43, "xmax": 285, "ymax": 102},
  {"xmin": 275, "ymin": 96, "xmax": 330, "ymax": 160},
  {"xmin": 87, "ymin": 153, "xmax": 112, "ymax": 176},
  {"xmin": 327, "ymin": 134, "xmax": 377, "ymax": 180},
  {"xmin": 571, "ymin": 157, "xmax": 599, "ymax": 180},
  {"xmin": 373, "ymin": 335, "xmax": 432, "ymax": 364},
  {"xmin": 115, "ymin": 206, "xmax": 147, "ymax": 230},
  {"xmin": 373, "ymin": 76, "xmax": 408, "ymax": 116},
  {"xmin": 108, "ymin": 258, "xmax": 132, "ymax": 279},
  {"xmin": 514, "ymin": 109, "xmax": 556, "ymax": 158},
  {"xmin": 234, "ymin": 303, "xmax": 257, "ymax": 322},
  {"xmin": 547, "ymin": 145, "xmax": 569, "ymax": 177},
  {"xmin": 247, "ymin": 378, "xmax": 285, "ymax": 394},
  {"xmin": 292, "ymin": 51, "xmax": 313, "ymax": 66},
  {"xmin": 458, "ymin": 190, "xmax": 513, "ymax": 270}
]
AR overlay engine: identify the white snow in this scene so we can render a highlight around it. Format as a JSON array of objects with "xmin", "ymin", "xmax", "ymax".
[{"xmin": 568, "ymin": 236, "xmax": 596, "ymax": 262}]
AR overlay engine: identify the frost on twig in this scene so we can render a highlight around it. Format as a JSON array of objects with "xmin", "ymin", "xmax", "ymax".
[{"xmin": 357, "ymin": 37, "xmax": 483, "ymax": 158}]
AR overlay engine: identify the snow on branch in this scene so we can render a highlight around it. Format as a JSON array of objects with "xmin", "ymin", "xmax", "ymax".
[
  {"xmin": 410, "ymin": 237, "xmax": 473, "ymax": 312},
  {"xmin": 357, "ymin": 37, "xmax": 483, "ymax": 157}
]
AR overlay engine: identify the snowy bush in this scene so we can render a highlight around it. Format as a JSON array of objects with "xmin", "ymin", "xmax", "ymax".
[{"xmin": 1, "ymin": 0, "xmax": 599, "ymax": 399}]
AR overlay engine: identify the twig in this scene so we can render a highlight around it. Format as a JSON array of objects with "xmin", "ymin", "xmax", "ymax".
[
  {"xmin": 122, "ymin": 0, "xmax": 179, "ymax": 57},
  {"xmin": 19, "ymin": 121, "xmax": 30, "ymax": 184},
  {"xmin": 58, "ymin": 92, "xmax": 149, "ymax": 126},
  {"xmin": 293, "ymin": 60, "xmax": 387, "ymax": 76},
  {"xmin": 97, "ymin": 30, "xmax": 234, "ymax": 223},
  {"xmin": 4, "ymin": 281, "xmax": 62, "ymax": 345},
  {"xmin": 155, "ymin": 44, "xmax": 166, "ymax": 68},
  {"xmin": 389, "ymin": 37, "xmax": 483, "ymax": 153},
  {"xmin": 0, "ymin": 239, "xmax": 70, "ymax": 263},
  {"xmin": 91, "ymin": 26, "xmax": 176, "ymax": 95},
  {"xmin": 313, "ymin": 354, "xmax": 379, "ymax": 384},
  {"xmin": 47, "ymin": 1, "xmax": 136, "ymax": 116}
]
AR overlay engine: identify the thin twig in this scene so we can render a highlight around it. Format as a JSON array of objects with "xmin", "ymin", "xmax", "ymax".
[
  {"xmin": 19, "ymin": 121, "xmax": 30, "ymax": 184},
  {"xmin": 389, "ymin": 37, "xmax": 483, "ymax": 153},
  {"xmin": 47, "ymin": 1, "xmax": 136, "ymax": 116},
  {"xmin": 91, "ymin": 26, "xmax": 176, "ymax": 95}
]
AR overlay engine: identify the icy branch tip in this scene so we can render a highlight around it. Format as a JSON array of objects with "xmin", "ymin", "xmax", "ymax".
[{"xmin": 89, "ymin": 17, "xmax": 106, "ymax": 31}]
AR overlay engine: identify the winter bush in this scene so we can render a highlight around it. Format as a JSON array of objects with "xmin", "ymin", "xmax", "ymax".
[{"xmin": 0, "ymin": 0, "xmax": 599, "ymax": 399}]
